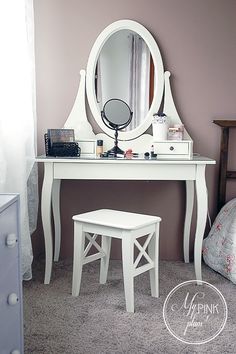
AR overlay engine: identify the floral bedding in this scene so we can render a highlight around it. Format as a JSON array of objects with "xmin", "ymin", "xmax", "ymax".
[{"xmin": 203, "ymin": 198, "xmax": 236, "ymax": 284}]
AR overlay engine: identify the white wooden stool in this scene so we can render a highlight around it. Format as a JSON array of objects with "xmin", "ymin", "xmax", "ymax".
[{"xmin": 72, "ymin": 209, "xmax": 161, "ymax": 312}]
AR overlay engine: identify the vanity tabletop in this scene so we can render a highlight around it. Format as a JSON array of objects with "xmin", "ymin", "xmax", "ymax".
[{"xmin": 36, "ymin": 155, "xmax": 216, "ymax": 165}]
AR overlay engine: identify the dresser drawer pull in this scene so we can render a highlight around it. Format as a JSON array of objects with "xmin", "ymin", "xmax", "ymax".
[
  {"xmin": 7, "ymin": 293, "xmax": 19, "ymax": 306},
  {"xmin": 5, "ymin": 233, "xmax": 17, "ymax": 248},
  {"xmin": 169, "ymin": 146, "xmax": 174, "ymax": 151}
]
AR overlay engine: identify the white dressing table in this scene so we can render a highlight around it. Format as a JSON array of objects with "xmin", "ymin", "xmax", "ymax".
[
  {"xmin": 37, "ymin": 155, "xmax": 215, "ymax": 284},
  {"xmin": 38, "ymin": 19, "xmax": 216, "ymax": 284}
]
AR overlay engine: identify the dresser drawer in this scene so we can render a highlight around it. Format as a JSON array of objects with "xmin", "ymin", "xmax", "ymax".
[
  {"xmin": 0, "ymin": 260, "xmax": 22, "ymax": 353},
  {"xmin": 0, "ymin": 194, "xmax": 23, "ymax": 354},
  {"xmin": 0, "ymin": 202, "xmax": 19, "ymax": 274}
]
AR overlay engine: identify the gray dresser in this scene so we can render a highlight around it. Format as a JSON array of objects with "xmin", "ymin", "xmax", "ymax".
[{"xmin": 0, "ymin": 194, "xmax": 23, "ymax": 354}]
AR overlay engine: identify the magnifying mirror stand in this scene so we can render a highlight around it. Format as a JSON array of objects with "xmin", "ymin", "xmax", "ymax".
[
  {"xmin": 101, "ymin": 99, "xmax": 133, "ymax": 157},
  {"xmin": 107, "ymin": 128, "xmax": 124, "ymax": 156}
]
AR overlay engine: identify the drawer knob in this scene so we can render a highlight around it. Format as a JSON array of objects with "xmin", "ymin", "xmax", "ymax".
[
  {"xmin": 7, "ymin": 293, "xmax": 19, "ymax": 306},
  {"xmin": 169, "ymin": 146, "xmax": 174, "ymax": 151},
  {"xmin": 6, "ymin": 233, "xmax": 17, "ymax": 248}
]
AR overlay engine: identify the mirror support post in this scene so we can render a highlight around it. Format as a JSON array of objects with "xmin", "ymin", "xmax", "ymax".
[{"xmin": 64, "ymin": 70, "xmax": 95, "ymax": 140}]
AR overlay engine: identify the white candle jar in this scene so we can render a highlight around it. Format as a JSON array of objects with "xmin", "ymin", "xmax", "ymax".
[{"xmin": 152, "ymin": 113, "xmax": 170, "ymax": 141}]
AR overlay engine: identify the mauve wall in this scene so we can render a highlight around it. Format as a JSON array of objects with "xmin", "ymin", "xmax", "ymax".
[{"xmin": 33, "ymin": 0, "xmax": 236, "ymax": 260}]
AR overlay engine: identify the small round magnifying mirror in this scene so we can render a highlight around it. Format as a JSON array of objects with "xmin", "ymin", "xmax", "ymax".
[{"xmin": 101, "ymin": 98, "xmax": 132, "ymax": 156}]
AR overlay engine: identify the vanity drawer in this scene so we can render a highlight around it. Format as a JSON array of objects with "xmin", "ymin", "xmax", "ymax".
[{"xmin": 154, "ymin": 141, "xmax": 189, "ymax": 155}]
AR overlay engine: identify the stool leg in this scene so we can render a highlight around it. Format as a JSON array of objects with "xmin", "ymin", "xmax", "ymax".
[
  {"xmin": 148, "ymin": 223, "xmax": 160, "ymax": 298},
  {"xmin": 72, "ymin": 222, "xmax": 85, "ymax": 296},
  {"xmin": 100, "ymin": 236, "xmax": 112, "ymax": 284},
  {"xmin": 122, "ymin": 234, "xmax": 134, "ymax": 312}
]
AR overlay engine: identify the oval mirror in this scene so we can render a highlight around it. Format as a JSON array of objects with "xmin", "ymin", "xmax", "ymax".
[{"xmin": 86, "ymin": 19, "xmax": 164, "ymax": 141}]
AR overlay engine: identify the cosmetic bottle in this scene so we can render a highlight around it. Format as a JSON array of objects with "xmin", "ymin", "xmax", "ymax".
[
  {"xmin": 168, "ymin": 125, "xmax": 184, "ymax": 140},
  {"xmin": 173, "ymin": 124, "xmax": 184, "ymax": 140},
  {"xmin": 96, "ymin": 140, "xmax": 103, "ymax": 157}
]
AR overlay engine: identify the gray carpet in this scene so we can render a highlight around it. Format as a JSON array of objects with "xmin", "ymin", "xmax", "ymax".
[{"xmin": 23, "ymin": 260, "xmax": 236, "ymax": 353}]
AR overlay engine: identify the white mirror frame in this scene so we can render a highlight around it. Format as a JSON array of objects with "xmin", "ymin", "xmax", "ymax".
[{"xmin": 86, "ymin": 19, "xmax": 164, "ymax": 141}]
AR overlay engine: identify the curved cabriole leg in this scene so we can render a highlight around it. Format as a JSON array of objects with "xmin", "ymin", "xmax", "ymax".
[
  {"xmin": 41, "ymin": 162, "xmax": 54, "ymax": 284},
  {"xmin": 52, "ymin": 179, "xmax": 61, "ymax": 262},
  {"xmin": 194, "ymin": 165, "xmax": 207, "ymax": 283},
  {"xmin": 183, "ymin": 180, "xmax": 194, "ymax": 263}
]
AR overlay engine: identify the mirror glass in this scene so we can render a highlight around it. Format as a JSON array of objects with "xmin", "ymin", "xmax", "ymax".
[
  {"xmin": 95, "ymin": 30, "xmax": 154, "ymax": 132},
  {"xmin": 86, "ymin": 20, "xmax": 164, "ymax": 141},
  {"xmin": 102, "ymin": 98, "xmax": 132, "ymax": 127}
]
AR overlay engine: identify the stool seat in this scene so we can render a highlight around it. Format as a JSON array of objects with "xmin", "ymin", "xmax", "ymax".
[
  {"xmin": 73, "ymin": 209, "xmax": 161, "ymax": 230},
  {"xmin": 72, "ymin": 209, "xmax": 161, "ymax": 312}
]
